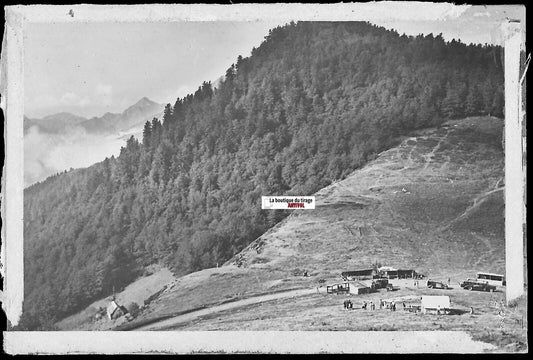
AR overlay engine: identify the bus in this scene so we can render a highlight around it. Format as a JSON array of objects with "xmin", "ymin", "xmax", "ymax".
[{"xmin": 476, "ymin": 272, "xmax": 505, "ymax": 286}]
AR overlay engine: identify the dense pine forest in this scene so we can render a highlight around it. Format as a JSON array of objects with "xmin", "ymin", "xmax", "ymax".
[{"xmin": 20, "ymin": 21, "xmax": 504, "ymax": 329}]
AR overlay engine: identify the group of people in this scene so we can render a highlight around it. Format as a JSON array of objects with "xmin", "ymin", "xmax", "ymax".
[
  {"xmin": 343, "ymin": 298, "xmax": 415, "ymax": 312},
  {"xmin": 343, "ymin": 299, "xmax": 354, "ymax": 309},
  {"xmin": 361, "ymin": 301, "xmax": 377, "ymax": 310}
]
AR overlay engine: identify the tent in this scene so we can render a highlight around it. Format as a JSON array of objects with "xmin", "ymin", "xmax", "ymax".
[{"xmin": 421, "ymin": 296, "xmax": 450, "ymax": 314}]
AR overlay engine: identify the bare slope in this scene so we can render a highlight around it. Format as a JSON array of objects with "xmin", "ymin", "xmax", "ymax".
[
  {"xmin": 123, "ymin": 116, "xmax": 505, "ymax": 330},
  {"xmin": 230, "ymin": 116, "xmax": 505, "ymax": 277}
]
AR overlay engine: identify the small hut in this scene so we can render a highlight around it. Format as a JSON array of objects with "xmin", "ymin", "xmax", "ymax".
[
  {"xmin": 107, "ymin": 300, "xmax": 128, "ymax": 320},
  {"xmin": 349, "ymin": 281, "xmax": 371, "ymax": 295}
]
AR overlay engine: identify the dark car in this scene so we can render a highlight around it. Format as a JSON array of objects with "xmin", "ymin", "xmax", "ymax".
[
  {"xmin": 426, "ymin": 279, "xmax": 449, "ymax": 289},
  {"xmin": 386, "ymin": 283, "xmax": 400, "ymax": 291},
  {"xmin": 460, "ymin": 279, "xmax": 496, "ymax": 292}
]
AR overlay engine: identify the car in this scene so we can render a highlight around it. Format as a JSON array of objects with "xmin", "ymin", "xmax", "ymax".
[
  {"xmin": 460, "ymin": 279, "xmax": 496, "ymax": 292},
  {"xmin": 426, "ymin": 279, "xmax": 449, "ymax": 289},
  {"xmin": 386, "ymin": 283, "xmax": 400, "ymax": 291}
]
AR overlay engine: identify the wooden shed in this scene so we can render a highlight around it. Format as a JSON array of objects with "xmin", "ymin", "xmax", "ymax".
[
  {"xmin": 349, "ymin": 281, "xmax": 371, "ymax": 295},
  {"xmin": 107, "ymin": 300, "xmax": 128, "ymax": 320},
  {"xmin": 341, "ymin": 269, "xmax": 376, "ymax": 280}
]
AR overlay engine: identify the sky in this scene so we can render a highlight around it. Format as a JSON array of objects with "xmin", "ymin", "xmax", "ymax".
[
  {"xmin": 372, "ymin": 5, "xmax": 525, "ymax": 47},
  {"xmin": 23, "ymin": 5, "xmax": 524, "ymax": 119},
  {"xmin": 24, "ymin": 21, "xmax": 286, "ymax": 119}
]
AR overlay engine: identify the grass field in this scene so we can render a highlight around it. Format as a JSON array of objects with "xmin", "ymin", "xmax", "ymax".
[{"xmin": 171, "ymin": 283, "xmax": 527, "ymax": 352}]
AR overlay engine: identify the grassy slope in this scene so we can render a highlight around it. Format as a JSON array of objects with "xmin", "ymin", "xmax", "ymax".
[
  {"xmin": 56, "ymin": 265, "xmax": 175, "ymax": 330},
  {"xmin": 229, "ymin": 116, "xmax": 506, "ymax": 279}
]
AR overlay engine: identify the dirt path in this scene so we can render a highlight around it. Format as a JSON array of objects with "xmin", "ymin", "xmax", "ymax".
[
  {"xmin": 136, "ymin": 288, "xmax": 317, "ymax": 331},
  {"xmin": 442, "ymin": 186, "xmax": 504, "ymax": 232},
  {"xmin": 421, "ymin": 131, "xmax": 449, "ymax": 171}
]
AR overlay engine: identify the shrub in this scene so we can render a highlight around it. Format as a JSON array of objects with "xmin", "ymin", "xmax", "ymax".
[{"xmin": 127, "ymin": 302, "xmax": 140, "ymax": 317}]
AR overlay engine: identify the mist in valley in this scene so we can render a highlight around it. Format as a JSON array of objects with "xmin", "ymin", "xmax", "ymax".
[{"xmin": 24, "ymin": 124, "xmax": 141, "ymax": 187}]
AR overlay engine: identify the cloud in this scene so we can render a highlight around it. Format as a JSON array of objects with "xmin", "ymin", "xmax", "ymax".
[
  {"xmin": 361, "ymin": 2, "xmax": 471, "ymax": 22},
  {"xmin": 438, "ymin": 5, "xmax": 470, "ymax": 20},
  {"xmin": 154, "ymin": 85, "xmax": 194, "ymax": 105},
  {"xmin": 59, "ymin": 92, "xmax": 91, "ymax": 107},
  {"xmin": 24, "ymin": 124, "xmax": 126, "ymax": 187}
]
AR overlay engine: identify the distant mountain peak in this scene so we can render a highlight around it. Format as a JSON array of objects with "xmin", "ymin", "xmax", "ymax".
[
  {"xmin": 131, "ymin": 97, "xmax": 160, "ymax": 109},
  {"xmin": 42, "ymin": 112, "xmax": 87, "ymax": 122}
]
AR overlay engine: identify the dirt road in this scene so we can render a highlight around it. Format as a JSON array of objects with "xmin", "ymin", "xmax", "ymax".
[{"xmin": 136, "ymin": 287, "xmax": 317, "ymax": 330}]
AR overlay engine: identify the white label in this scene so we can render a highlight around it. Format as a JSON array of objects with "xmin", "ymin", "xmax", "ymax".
[{"xmin": 261, "ymin": 196, "xmax": 315, "ymax": 210}]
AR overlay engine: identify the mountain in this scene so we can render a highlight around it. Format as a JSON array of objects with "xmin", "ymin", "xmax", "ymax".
[
  {"xmin": 19, "ymin": 21, "xmax": 504, "ymax": 330},
  {"xmin": 24, "ymin": 113, "xmax": 88, "ymax": 133},
  {"xmin": 24, "ymin": 97, "xmax": 164, "ymax": 135},
  {"xmin": 80, "ymin": 97, "xmax": 164, "ymax": 134}
]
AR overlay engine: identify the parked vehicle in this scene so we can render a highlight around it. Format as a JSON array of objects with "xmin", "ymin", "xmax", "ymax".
[
  {"xmin": 386, "ymin": 283, "xmax": 400, "ymax": 292},
  {"xmin": 476, "ymin": 272, "xmax": 505, "ymax": 286},
  {"xmin": 460, "ymin": 279, "xmax": 496, "ymax": 292},
  {"xmin": 372, "ymin": 278, "xmax": 389, "ymax": 289},
  {"xmin": 426, "ymin": 279, "xmax": 449, "ymax": 289}
]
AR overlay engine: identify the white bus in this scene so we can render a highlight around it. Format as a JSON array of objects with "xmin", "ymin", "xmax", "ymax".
[{"xmin": 476, "ymin": 272, "xmax": 505, "ymax": 286}]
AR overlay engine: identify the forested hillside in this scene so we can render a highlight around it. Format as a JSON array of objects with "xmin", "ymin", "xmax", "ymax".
[{"xmin": 21, "ymin": 21, "xmax": 504, "ymax": 330}]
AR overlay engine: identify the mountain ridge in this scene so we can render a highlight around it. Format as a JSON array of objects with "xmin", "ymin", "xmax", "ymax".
[{"xmin": 24, "ymin": 97, "xmax": 164, "ymax": 135}]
